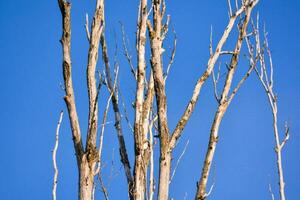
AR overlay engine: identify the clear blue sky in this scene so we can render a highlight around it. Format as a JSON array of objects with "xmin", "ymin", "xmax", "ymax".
[{"xmin": 0, "ymin": 0, "xmax": 299, "ymax": 199}]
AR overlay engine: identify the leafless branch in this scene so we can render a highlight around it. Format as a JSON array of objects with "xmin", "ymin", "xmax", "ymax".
[
  {"xmin": 148, "ymin": 113, "xmax": 157, "ymax": 200},
  {"xmin": 86, "ymin": 0, "xmax": 104, "ymax": 163},
  {"xmin": 280, "ymin": 122, "xmax": 290, "ymax": 149},
  {"xmin": 269, "ymin": 183, "xmax": 275, "ymax": 200},
  {"xmin": 195, "ymin": 2, "xmax": 258, "ymax": 198},
  {"xmin": 170, "ymin": 0, "xmax": 259, "ymax": 150},
  {"xmin": 94, "ymin": 67, "xmax": 119, "ymax": 200},
  {"xmin": 120, "ymin": 22, "xmax": 137, "ymax": 80},
  {"xmin": 205, "ymin": 182, "xmax": 215, "ymax": 198},
  {"xmin": 251, "ymin": 19, "xmax": 287, "ymax": 200},
  {"xmin": 164, "ymin": 27, "xmax": 177, "ymax": 82},
  {"xmin": 209, "ymin": 26, "xmax": 213, "ymax": 57},
  {"xmin": 212, "ymin": 62, "xmax": 221, "ymax": 103},
  {"xmin": 148, "ymin": 1, "xmax": 173, "ymax": 198},
  {"xmin": 170, "ymin": 140, "xmax": 189, "ymax": 183},
  {"xmin": 94, "ymin": 88, "xmax": 113, "ymax": 175},
  {"xmin": 147, "ymin": 1, "xmax": 154, "ymax": 18},
  {"xmin": 220, "ymin": 51, "xmax": 235, "ymax": 55},
  {"xmin": 100, "ymin": 23, "xmax": 134, "ymax": 197},
  {"xmin": 133, "ymin": 0, "xmax": 151, "ymax": 199},
  {"xmin": 235, "ymin": 0, "xmax": 239, "ymax": 12},
  {"xmin": 98, "ymin": 175, "xmax": 109, "ymax": 200},
  {"xmin": 58, "ymin": 0, "xmax": 84, "ymax": 165},
  {"xmin": 162, "ymin": 15, "xmax": 170, "ymax": 40},
  {"xmin": 228, "ymin": 59, "xmax": 257, "ymax": 104},
  {"xmin": 85, "ymin": 13, "xmax": 90, "ymax": 42},
  {"xmin": 118, "ymin": 89, "xmax": 135, "ymax": 133},
  {"xmin": 52, "ymin": 111, "xmax": 63, "ymax": 200},
  {"xmin": 227, "ymin": 0, "xmax": 233, "ymax": 17}
]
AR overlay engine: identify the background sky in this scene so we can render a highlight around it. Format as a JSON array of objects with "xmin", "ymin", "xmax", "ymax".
[{"xmin": 0, "ymin": 0, "xmax": 299, "ymax": 199}]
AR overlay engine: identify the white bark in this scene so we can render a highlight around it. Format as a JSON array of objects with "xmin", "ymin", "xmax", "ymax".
[{"xmin": 52, "ymin": 111, "xmax": 63, "ymax": 200}]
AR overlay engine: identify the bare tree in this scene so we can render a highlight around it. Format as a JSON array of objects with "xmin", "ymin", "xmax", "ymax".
[
  {"xmin": 54, "ymin": 0, "xmax": 289, "ymax": 200},
  {"xmin": 195, "ymin": 1, "xmax": 258, "ymax": 199},
  {"xmin": 247, "ymin": 19, "xmax": 289, "ymax": 200}
]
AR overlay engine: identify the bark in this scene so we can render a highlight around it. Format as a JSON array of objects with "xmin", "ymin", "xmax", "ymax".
[{"xmin": 79, "ymin": 155, "xmax": 95, "ymax": 200}]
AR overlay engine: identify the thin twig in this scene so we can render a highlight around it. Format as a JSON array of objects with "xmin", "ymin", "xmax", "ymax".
[
  {"xmin": 120, "ymin": 22, "xmax": 137, "ymax": 80},
  {"xmin": 94, "ymin": 66, "xmax": 119, "ymax": 200},
  {"xmin": 85, "ymin": 13, "xmax": 90, "ymax": 42},
  {"xmin": 98, "ymin": 175, "xmax": 109, "ymax": 200},
  {"xmin": 118, "ymin": 88, "xmax": 134, "ymax": 133},
  {"xmin": 148, "ymin": 114, "xmax": 157, "ymax": 200},
  {"xmin": 206, "ymin": 182, "xmax": 215, "ymax": 198},
  {"xmin": 170, "ymin": 140, "xmax": 190, "ymax": 182},
  {"xmin": 269, "ymin": 183, "xmax": 275, "ymax": 200},
  {"xmin": 52, "ymin": 111, "xmax": 64, "ymax": 200},
  {"xmin": 95, "ymin": 63, "xmax": 119, "ymax": 175},
  {"xmin": 100, "ymin": 29, "xmax": 134, "ymax": 190},
  {"xmin": 164, "ymin": 26, "xmax": 177, "ymax": 82},
  {"xmin": 227, "ymin": 0, "xmax": 233, "ymax": 17},
  {"xmin": 212, "ymin": 62, "xmax": 221, "ymax": 103}
]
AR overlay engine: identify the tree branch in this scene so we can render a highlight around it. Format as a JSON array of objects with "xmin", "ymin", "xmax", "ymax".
[
  {"xmin": 86, "ymin": 0, "xmax": 104, "ymax": 157},
  {"xmin": 100, "ymin": 26, "xmax": 134, "ymax": 198},
  {"xmin": 52, "ymin": 111, "xmax": 64, "ymax": 200},
  {"xmin": 58, "ymin": 0, "xmax": 84, "ymax": 165},
  {"xmin": 253, "ymin": 23, "xmax": 288, "ymax": 200},
  {"xmin": 195, "ymin": 2, "xmax": 258, "ymax": 198},
  {"xmin": 170, "ymin": 0, "xmax": 259, "ymax": 150}
]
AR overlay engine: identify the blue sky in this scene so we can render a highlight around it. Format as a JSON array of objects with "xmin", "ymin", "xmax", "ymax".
[{"xmin": 0, "ymin": 0, "xmax": 299, "ymax": 199}]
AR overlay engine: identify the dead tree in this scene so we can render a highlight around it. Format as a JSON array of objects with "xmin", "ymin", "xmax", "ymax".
[{"xmin": 55, "ymin": 0, "xmax": 268, "ymax": 200}]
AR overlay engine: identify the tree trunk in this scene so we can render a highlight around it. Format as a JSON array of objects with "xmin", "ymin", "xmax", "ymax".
[
  {"xmin": 79, "ymin": 155, "xmax": 95, "ymax": 200},
  {"xmin": 157, "ymin": 151, "xmax": 171, "ymax": 200}
]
